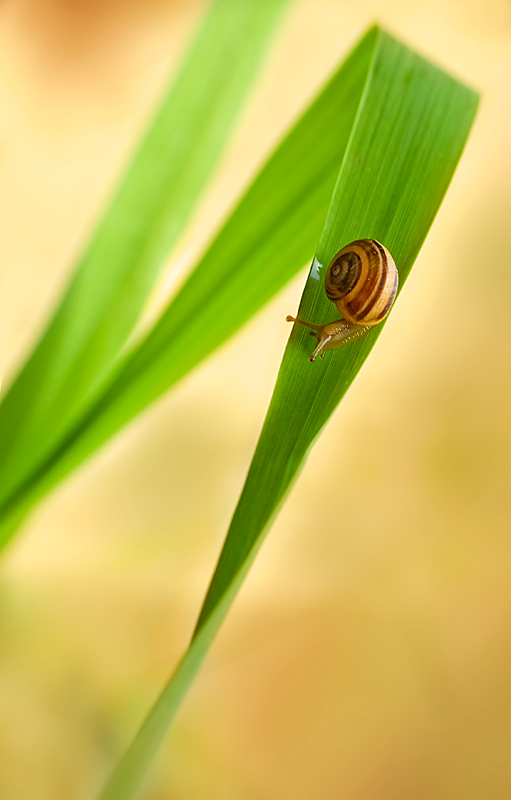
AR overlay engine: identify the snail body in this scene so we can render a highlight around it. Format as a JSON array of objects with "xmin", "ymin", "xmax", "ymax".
[{"xmin": 287, "ymin": 239, "xmax": 398, "ymax": 362}]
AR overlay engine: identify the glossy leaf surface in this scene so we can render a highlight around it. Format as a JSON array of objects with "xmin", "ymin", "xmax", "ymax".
[{"xmin": 98, "ymin": 27, "xmax": 478, "ymax": 800}]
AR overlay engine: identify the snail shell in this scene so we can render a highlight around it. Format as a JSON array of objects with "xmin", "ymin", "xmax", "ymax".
[
  {"xmin": 325, "ymin": 239, "xmax": 398, "ymax": 326},
  {"xmin": 286, "ymin": 239, "xmax": 398, "ymax": 362}
]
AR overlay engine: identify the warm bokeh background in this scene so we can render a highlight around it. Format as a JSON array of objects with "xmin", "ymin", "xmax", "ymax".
[{"xmin": 0, "ymin": 1, "xmax": 510, "ymax": 798}]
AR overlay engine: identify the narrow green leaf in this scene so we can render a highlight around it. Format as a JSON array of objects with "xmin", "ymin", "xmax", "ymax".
[
  {"xmin": 0, "ymin": 27, "xmax": 377, "ymax": 546},
  {"xmin": 97, "ymin": 28, "xmax": 479, "ymax": 800},
  {"xmin": 0, "ymin": 0, "xmax": 290, "ymax": 519}
]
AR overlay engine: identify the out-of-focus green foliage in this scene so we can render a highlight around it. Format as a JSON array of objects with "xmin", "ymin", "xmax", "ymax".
[{"xmin": 0, "ymin": 0, "xmax": 291, "ymax": 544}]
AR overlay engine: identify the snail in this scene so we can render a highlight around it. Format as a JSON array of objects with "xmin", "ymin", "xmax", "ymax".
[{"xmin": 287, "ymin": 239, "xmax": 398, "ymax": 362}]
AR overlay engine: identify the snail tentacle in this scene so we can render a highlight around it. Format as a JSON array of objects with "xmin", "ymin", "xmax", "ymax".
[{"xmin": 286, "ymin": 315, "xmax": 322, "ymax": 333}]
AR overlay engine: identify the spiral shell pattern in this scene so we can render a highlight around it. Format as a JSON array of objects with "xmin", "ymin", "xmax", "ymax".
[{"xmin": 325, "ymin": 239, "xmax": 398, "ymax": 326}]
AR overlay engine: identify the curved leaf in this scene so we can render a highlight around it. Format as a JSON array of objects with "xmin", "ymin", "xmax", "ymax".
[{"xmin": 97, "ymin": 27, "xmax": 478, "ymax": 800}]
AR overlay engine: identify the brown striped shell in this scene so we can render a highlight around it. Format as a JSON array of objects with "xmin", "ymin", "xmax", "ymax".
[{"xmin": 325, "ymin": 239, "xmax": 398, "ymax": 326}]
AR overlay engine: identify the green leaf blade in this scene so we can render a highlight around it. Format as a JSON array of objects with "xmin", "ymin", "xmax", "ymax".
[
  {"xmin": 0, "ymin": 0, "xmax": 290, "ymax": 515},
  {"xmin": 197, "ymin": 31, "xmax": 479, "ymax": 625},
  {"xmin": 97, "ymin": 27, "xmax": 479, "ymax": 800}
]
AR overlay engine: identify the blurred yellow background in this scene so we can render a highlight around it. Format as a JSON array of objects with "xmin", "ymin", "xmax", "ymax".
[{"xmin": 0, "ymin": 1, "xmax": 510, "ymax": 798}]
